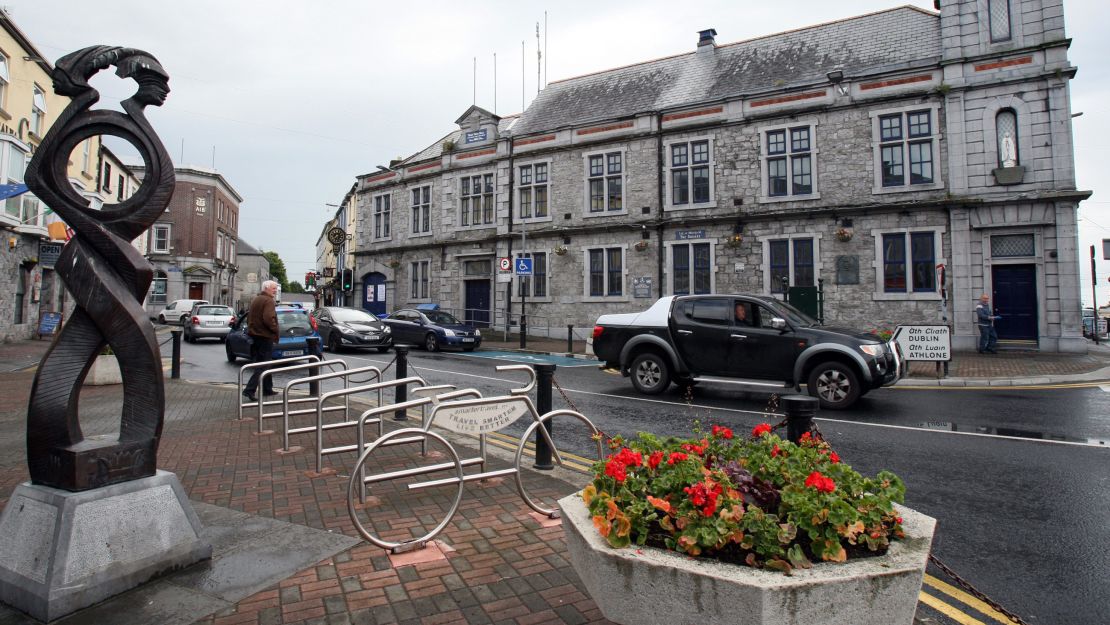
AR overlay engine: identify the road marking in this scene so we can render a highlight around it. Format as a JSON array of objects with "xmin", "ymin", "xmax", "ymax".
[
  {"xmin": 924, "ymin": 575, "xmax": 1016, "ymax": 624},
  {"xmin": 1100, "ymin": 384, "xmax": 1110, "ymax": 393},
  {"xmin": 895, "ymin": 380, "xmax": 1110, "ymax": 391},
  {"xmin": 918, "ymin": 590, "xmax": 989, "ymax": 625}
]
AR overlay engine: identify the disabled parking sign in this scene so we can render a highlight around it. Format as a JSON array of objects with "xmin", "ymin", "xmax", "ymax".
[{"xmin": 515, "ymin": 258, "xmax": 533, "ymax": 276}]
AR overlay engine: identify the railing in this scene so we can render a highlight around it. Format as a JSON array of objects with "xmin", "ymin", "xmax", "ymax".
[
  {"xmin": 279, "ymin": 365, "xmax": 383, "ymax": 450},
  {"xmin": 237, "ymin": 355, "xmax": 322, "ymax": 421},
  {"xmin": 253, "ymin": 359, "xmax": 349, "ymax": 433}
]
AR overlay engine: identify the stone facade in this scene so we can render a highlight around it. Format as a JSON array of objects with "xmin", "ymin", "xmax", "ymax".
[{"xmin": 348, "ymin": 0, "xmax": 1087, "ymax": 351}]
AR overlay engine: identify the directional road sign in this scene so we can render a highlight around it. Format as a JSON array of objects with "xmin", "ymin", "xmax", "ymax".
[{"xmin": 515, "ymin": 257, "xmax": 533, "ymax": 276}]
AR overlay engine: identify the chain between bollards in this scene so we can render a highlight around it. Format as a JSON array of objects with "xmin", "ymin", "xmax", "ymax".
[
  {"xmin": 533, "ymin": 363, "xmax": 555, "ymax": 470},
  {"xmin": 393, "ymin": 344, "xmax": 409, "ymax": 421},
  {"xmin": 170, "ymin": 328, "xmax": 182, "ymax": 379}
]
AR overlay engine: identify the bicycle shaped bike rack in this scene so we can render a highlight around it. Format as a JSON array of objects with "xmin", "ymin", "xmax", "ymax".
[{"xmin": 346, "ymin": 365, "xmax": 603, "ymax": 553}]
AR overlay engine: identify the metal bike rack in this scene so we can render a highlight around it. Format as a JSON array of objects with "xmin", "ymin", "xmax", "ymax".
[
  {"xmin": 280, "ymin": 365, "xmax": 383, "ymax": 451},
  {"xmin": 253, "ymin": 359, "xmax": 350, "ymax": 433},
  {"xmin": 237, "ymin": 355, "xmax": 320, "ymax": 420},
  {"xmin": 346, "ymin": 364, "xmax": 604, "ymax": 553}
]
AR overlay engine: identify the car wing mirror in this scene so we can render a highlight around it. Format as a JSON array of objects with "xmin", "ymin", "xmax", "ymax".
[{"xmin": 770, "ymin": 317, "xmax": 788, "ymax": 331}]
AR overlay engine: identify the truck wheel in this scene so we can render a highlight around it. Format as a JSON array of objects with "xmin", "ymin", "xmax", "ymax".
[
  {"xmin": 807, "ymin": 362, "xmax": 860, "ymax": 410},
  {"xmin": 630, "ymin": 353, "xmax": 670, "ymax": 395}
]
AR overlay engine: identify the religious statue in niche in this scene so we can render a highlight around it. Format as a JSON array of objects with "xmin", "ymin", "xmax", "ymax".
[
  {"xmin": 24, "ymin": 46, "xmax": 175, "ymax": 491},
  {"xmin": 999, "ymin": 131, "xmax": 1018, "ymax": 168}
]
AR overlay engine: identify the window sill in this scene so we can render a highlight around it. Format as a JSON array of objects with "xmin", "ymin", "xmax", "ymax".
[
  {"xmin": 458, "ymin": 224, "xmax": 496, "ymax": 231},
  {"xmin": 519, "ymin": 296, "xmax": 554, "ymax": 304},
  {"xmin": 16, "ymin": 225, "xmax": 47, "ymax": 237},
  {"xmin": 0, "ymin": 107, "xmax": 10, "ymax": 121},
  {"xmin": 0, "ymin": 213, "xmax": 20, "ymax": 228},
  {"xmin": 758, "ymin": 193, "xmax": 821, "ymax": 204},
  {"xmin": 518, "ymin": 215, "xmax": 553, "ymax": 224},
  {"xmin": 871, "ymin": 182, "xmax": 944, "ymax": 195},
  {"xmin": 582, "ymin": 210, "xmax": 628, "ymax": 219},
  {"xmin": 372, "ymin": 236, "xmax": 393, "ymax": 243},
  {"xmin": 80, "ymin": 171, "xmax": 94, "ymax": 180},
  {"xmin": 583, "ymin": 296, "xmax": 631, "ymax": 303},
  {"xmin": 664, "ymin": 201, "xmax": 717, "ymax": 211},
  {"xmin": 871, "ymin": 292, "xmax": 942, "ymax": 301},
  {"xmin": 409, "ymin": 232, "xmax": 434, "ymax": 239}
]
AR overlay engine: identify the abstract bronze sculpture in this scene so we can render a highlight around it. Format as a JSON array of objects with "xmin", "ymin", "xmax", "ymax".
[{"xmin": 25, "ymin": 46, "xmax": 175, "ymax": 491}]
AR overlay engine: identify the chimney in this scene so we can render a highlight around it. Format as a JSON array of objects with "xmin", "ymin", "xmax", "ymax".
[{"xmin": 697, "ymin": 29, "xmax": 717, "ymax": 52}]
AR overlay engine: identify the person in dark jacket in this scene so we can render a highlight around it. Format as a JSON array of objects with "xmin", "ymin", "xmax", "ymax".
[
  {"xmin": 242, "ymin": 280, "xmax": 280, "ymax": 401},
  {"xmin": 975, "ymin": 294, "xmax": 1000, "ymax": 354}
]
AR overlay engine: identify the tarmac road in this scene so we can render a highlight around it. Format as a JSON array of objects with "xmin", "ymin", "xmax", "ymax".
[{"xmin": 183, "ymin": 339, "xmax": 1110, "ymax": 625}]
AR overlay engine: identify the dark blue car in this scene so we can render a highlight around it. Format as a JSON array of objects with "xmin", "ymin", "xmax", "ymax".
[
  {"xmin": 382, "ymin": 306, "xmax": 481, "ymax": 352},
  {"xmin": 225, "ymin": 305, "xmax": 323, "ymax": 362}
]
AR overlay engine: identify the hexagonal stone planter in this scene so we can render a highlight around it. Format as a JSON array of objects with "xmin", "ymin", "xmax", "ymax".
[{"xmin": 558, "ymin": 494, "xmax": 935, "ymax": 625}]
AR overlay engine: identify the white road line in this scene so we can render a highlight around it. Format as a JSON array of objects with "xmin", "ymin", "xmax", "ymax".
[
  {"xmin": 1100, "ymin": 384, "xmax": 1110, "ymax": 393},
  {"xmin": 332, "ymin": 353, "xmax": 1110, "ymax": 449}
]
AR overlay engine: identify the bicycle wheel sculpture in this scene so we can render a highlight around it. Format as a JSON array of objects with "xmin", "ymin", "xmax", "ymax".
[{"xmin": 25, "ymin": 46, "xmax": 174, "ymax": 491}]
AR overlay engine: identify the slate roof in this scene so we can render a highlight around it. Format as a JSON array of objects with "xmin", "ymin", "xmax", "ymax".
[
  {"xmin": 237, "ymin": 239, "xmax": 262, "ymax": 255},
  {"xmin": 512, "ymin": 6, "xmax": 940, "ymax": 136},
  {"xmin": 399, "ymin": 115, "xmax": 519, "ymax": 167}
]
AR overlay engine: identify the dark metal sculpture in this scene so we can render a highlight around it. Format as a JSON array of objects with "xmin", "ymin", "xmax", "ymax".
[{"xmin": 25, "ymin": 47, "xmax": 174, "ymax": 491}]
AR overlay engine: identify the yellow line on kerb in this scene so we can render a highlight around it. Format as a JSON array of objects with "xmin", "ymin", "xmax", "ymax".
[
  {"xmin": 485, "ymin": 431, "xmax": 595, "ymax": 472},
  {"xmin": 923, "ymin": 575, "xmax": 1016, "ymax": 624},
  {"xmin": 918, "ymin": 590, "xmax": 989, "ymax": 625},
  {"xmin": 894, "ymin": 380, "xmax": 1109, "ymax": 391}
]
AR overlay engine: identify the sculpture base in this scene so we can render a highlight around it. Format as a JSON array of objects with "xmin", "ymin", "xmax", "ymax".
[
  {"xmin": 35, "ymin": 435, "xmax": 157, "ymax": 492},
  {"xmin": 0, "ymin": 471, "xmax": 212, "ymax": 622}
]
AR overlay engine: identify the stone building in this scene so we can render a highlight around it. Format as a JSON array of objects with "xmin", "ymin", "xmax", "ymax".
[
  {"xmin": 351, "ymin": 0, "xmax": 1087, "ymax": 351},
  {"xmin": 232, "ymin": 239, "xmax": 269, "ymax": 311},
  {"xmin": 134, "ymin": 164, "xmax": 242, "ymax": 315}
]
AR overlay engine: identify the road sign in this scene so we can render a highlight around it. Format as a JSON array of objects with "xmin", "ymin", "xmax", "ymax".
[
  {"xmin": 498, "ymin": 257, "xmax": 512, "ymax": 271},
  {"xmin": 515, "ymin": 257, "xmax": 533, "ymax": 276},
  {"xmin": 891, "ymin": 325, "xmax": 951, "ymax": 361}
]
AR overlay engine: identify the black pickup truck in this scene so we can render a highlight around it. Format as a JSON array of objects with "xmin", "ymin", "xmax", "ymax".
[{"xmin": 591, "ymin": 294, "xmax": 905, "ymax": 410}]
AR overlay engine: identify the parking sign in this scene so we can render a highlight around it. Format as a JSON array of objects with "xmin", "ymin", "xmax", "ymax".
[
  {"xmin": 499, "ymin": 257, "xmax": 512, "ymax": 271},
  {"xmin": 515, "ymin": 258, "xmax": 533, "ymax": 275}
]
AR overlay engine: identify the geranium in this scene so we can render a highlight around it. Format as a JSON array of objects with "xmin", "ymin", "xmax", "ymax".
[
  {"xmin": 711, "ymin": 424, "xmax": 734, "ymax": 439},
  {"xmin": 751, "ymin": 423, "xmax": 773, "ymax": 437},
  {"xmin": 648, "ymin": 450, "xmax": 664, "ymax": 470},
  {"xmin": 804, "ymin": 471, "xmax": 836, "ymax": 493},
  {"xmin": 667, "ymin": 452, "xmax": 689, "ymax": 465}
]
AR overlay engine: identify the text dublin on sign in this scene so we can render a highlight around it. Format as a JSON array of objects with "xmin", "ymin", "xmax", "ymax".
[{"xmin": 891, "ymin": 325, "xmax": 951, "ymax": 361}]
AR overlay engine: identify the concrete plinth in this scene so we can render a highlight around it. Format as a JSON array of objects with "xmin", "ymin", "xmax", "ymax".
[
  {"xmin": 0, "ymin": 470, "xmax": 212, "ymax": 622},
  {"xmin": 559, "ymin": 494, "xmax": 935, "ymax": 625}
]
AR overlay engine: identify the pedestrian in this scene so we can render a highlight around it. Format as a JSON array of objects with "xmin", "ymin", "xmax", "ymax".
[
  {"xmin": 975, "ymin": 293, "xmax": 1001, "ymax": 354},
  {"xmin": 242, "ymin": 280, "xmax": 280, "ymax": 402}
]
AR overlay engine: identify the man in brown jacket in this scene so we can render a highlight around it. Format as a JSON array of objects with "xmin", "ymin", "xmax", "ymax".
[{"xmin": 242, "ymin": 280, "xmax": 280, "ymax": 402}]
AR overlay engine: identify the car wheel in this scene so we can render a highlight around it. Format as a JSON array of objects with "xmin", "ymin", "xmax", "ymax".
[
  {"xmin": 185, "ymin": 331, "xmax": 195, "ymax": 343},
  {"xmin": 179, "ymin": 314, "xmax": 188, "ymax": 325},
  {"xmin": 158, "ymin": 314, "xmax": 166, "ymax": 324},
  {"xmin": 807, "ymin": 362, "xmax": 860, "ymax": 410},
  {"xmin": 376, "ymin": 346, "xmax": 390, "ymax": 353},
  {"xmin": 328, "ymin": 333, "xmax": 342, "ymax": 353},
  {"xmin": 225, "ymin": 344, "xmax": 237, "ymax": 363},
  {"xmin": 425, "ymin": 333, "xmax": 439, "ymax": 352},
  {"xmin": 630, "ymin": 353, "xmax": 670, "ymax": 395}
]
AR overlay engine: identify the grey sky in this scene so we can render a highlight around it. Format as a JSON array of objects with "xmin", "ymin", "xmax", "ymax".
[{"xmin": 7, "ymin": 1, "xmax": 1107, "ymax": 305}]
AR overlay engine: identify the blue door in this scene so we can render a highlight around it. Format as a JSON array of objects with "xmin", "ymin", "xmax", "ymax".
[
  {"xmin": 362, "ymin": 272, "xmax": 387, "ymax": 316},
  {"xmin": 992, "ymin": 265, "xmax": 1037, "ymax": 341},
  {"xmin": 464, "ymin": 280, "xmax": 491, "ymax": 327}
]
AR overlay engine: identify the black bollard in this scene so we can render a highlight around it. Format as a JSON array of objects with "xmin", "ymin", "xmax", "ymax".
[
  {"xmin": 533, "ymin": 364, "xmax": 556, "ymax": 470},
  {"xmin": 394, "ymin": 344, "xmax": 409, "ymax": 421},
  {"xmin": 306, "ymin": 337, "xmax": 321, "ymax": 396},
  {"xmin": 567, "ymin": 324, "xmax": 574, "ymax": 354},
  {"xmin": 520, "ymin": 314, "xmax": 528, "ymax": 349},
  {"xmin": 781, "ymin": 395, "xmax": 818, "ymax": 443},
  {"xmin": 170, "ymin": 328, "xmax": 182, "ymax": 379}
]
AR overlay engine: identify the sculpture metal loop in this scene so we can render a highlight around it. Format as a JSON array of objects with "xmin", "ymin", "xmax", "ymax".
[{"xmin": 25, "ymin": 46, "xmax": 174, "ymax": 491}]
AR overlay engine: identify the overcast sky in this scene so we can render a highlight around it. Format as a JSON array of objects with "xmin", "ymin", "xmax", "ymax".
[{"xmin": 7, "ymin": 0, "xmax": 1108, "ymax": 306}]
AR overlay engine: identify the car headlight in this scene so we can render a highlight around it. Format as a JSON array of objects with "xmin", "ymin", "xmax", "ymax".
[
  {"xmin": 475, "ymin": 329, "xmax": 481, "ymax": 337},
  {"xmin": 860, "ymin": 344, "xmax": 885, "ymax": 357},
  {"xmin": 443, "ymin": 329, "xmax": 455, "ymax": 337},
  {"xmin": 382, "ymin": 326, "xmax": 391, "ymax": 334},
  {"xmin": 338, "ymin": 325, "xmax": 355, "ymax": 334}
]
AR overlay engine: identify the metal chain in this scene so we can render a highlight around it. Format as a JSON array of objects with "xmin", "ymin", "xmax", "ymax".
[
  {"xmin": 928, "ymin": 554, "xmax": 1029, "ymax": 624},
  {"xmin": 378, "ymin": 354, "xmax": 397, "ymax": 376},
  {"xmin": 551, "ymin": 375, "xmax": 581, "ymax": 413}
]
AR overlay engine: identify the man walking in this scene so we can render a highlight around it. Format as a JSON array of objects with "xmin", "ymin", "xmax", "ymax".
[
  {"xmin": 975, "ymin": 293, "xmax": 1001, "ymax": 354},
  {"xmin": 243, "ymin": 280, "xmax": 280, "ymax": 402}
]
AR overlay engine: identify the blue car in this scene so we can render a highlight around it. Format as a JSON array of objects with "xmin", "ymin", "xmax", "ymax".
[
  {"xmin": 382, "ymin": 307, "xmax": 482, "ymax": 352},
  {"xmin": 225, "ymin": 305, "xmax": 323, "ymax": 362}
]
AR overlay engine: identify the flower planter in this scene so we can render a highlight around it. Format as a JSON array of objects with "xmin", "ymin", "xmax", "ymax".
[
  {"xmin": 559, "ymin": 494, "xmax": 935, "ymax": 625},
  {"xmin": 86, "ymin": 354, "xmax": 122, "ymax": 386}
]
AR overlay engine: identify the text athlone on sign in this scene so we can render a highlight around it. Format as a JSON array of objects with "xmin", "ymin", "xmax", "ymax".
[{"xmin": 892, "ymin": 325, "xmax": 951, "ymax": 362}]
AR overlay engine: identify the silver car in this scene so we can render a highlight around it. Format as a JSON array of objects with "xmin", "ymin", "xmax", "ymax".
[{"xmin": 183, "ymin": 304, "xmax": 236, "ymax": 342}]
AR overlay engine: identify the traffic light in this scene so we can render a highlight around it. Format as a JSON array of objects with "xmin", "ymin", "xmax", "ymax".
[{"xmin": 341, "ymin": 268, "xmax": 353, "ymax": 292}]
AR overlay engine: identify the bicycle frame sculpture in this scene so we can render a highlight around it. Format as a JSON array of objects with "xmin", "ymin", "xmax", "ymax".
[
  {"xmin": 346, "ymin": 365, "xmax": 603, "ymax": 553},
  {"xmin": 25, "ymin": 46, "xmax": 174, "ymax": 491}
]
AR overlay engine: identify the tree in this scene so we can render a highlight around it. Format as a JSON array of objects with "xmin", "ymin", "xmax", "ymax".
[
  {"xmin": 286, "ymin": 281, "xmax": 305, "ymax": 294},
  {"xmin": 261, "ymin": 250, "xmax": 289, "ymax": 291}
]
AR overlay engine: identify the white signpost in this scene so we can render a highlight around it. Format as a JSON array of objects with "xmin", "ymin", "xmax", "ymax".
[{"xmin": 892, "ymin": 325, "xmax": 951, "ymax": 361}]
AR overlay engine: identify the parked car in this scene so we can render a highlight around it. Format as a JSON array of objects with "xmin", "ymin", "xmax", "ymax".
[
  {"xmin": 311, "ymin": 306, "xmax": 392, "ymax": 353},
  {"xmin": 592, "ymin": 295, "xmax": 906, "ymax": 410},
  {"xmin": 381, "ymin": 307, "xmax": 481, "ymax": 352},
  {"xmin": 157, "ymin": 299, "xmax": 209, "ymax": 325},
  {"xmin": 183, "ymin": 304, "xmax": 236, "ymax": 343},
  {"xmin": 225, "ymin": 305, "xmax": 323, "ymax": 362}
]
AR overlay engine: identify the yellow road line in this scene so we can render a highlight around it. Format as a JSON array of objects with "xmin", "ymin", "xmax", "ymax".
[
  {"xmin": 895, "ymin": 380, "xmax": 1109, "ymax": 391},
  {"xmin": 485, "ymin": 433, "xmax": 594, "ymax": 473},
  {"xmin": 924, "ymin": 575, "xmax": 1016, "ymax": 624},
  {"xmin": 918, "ymin": 590, "xmax": 989, "ymax": 625}
]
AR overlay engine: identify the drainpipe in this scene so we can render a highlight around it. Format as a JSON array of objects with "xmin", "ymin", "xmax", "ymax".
[
  {"xmin": 656, "ymin": 112, "xmax": 666, "ymax": 297},
  {"xmin": 505, "ymin": 136, "xmax": 515, "ymax": 336}
]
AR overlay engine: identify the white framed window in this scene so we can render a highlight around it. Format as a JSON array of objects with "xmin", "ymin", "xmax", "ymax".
[
  {"xmin": 228, "ymin": 239, "xmax": 236, "ymax": 264},
  {"xmin": 665, "ymin": 137, "xmax": 715, "ymax": 210},
  {"xmin": 583, "ymin": 245, "xmax": 628, "ymax": 301},
  {"xmin": 409, "ymin": 259, "xmax": 431, "ymax": 300},
  {"xmin": 216, "ymin": 232, "xmax": 224, "ymax": 260},
  {"xmin": 0, "ymin": 51, "xmax": 8, "ymax": 109},
  {"xmin": 410, "ymin": 185, "xmax": 431, "ymax": 235},
  {"xmin": 31, "ymin": 85, "xmax": 46, "ymax": 136},
  {"xmin": 758, "ymin": 234, "xmax": 823, "ymax": 294},
  {"xmin": 372, "ymin": 192, "xmax": 391, "ymax": 240},
  {"xmin": 152, "ymin": 224, "xmax": 171, "ymax": 253},
  {"xmin": 16, "ymin": 193, "xmax": 43, "ymax": 232},
  {"xmin": 149, "ymin": 271, "xmax": 168, "ymax": 305},
  {"xmin": 515, "ymin": 251, "xmax": 548, "ymax": 299},
  {"xmin": 3, "ymin": 140, "xmax": 28, "ymax": 224},
  {"xmin": 870, "ymin": 227, "xmax": 945, "ymax": 300},
  {"xmin": 459, "ymin": 172, "xmax": 495, "ymax": 228},
  {"xmin": 870, "ymin": 105, "xmax": 943, "ymax": 194},
  {"xmin": 583, "ymin": 149, "xmax": 625, "ymax": 216},
  {"xmin": 102, "ymin": 162, "xmax": 112, "ymax": 193},
  {"xmin": 517, "ymin": 161, "xmax": 551, "ymax": 223},
  {"xmin": 759, "ymin": 122, "xmax": 818, "ymax": 202},
  {"xmin": 665, "ymin": 240, "xmax": 715, "ymax": 295}
]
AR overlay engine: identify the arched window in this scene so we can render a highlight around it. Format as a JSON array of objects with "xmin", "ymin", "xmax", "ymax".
[
  {"xmin": 996, "ymin": 109, "xmax": 1019, "ymax": 168},
  {"xmin": 989, "ymin": 0, "xmax": 1011, "ymax": 42}
]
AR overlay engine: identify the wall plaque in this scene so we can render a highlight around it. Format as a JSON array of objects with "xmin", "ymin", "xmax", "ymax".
[
  {"xmin": 835, "ymin": 255, "xmax": 859, "ymax": 285},
  {"xmin": 431, "ymin": 397, "xmax": 530, "ymax": 435}
]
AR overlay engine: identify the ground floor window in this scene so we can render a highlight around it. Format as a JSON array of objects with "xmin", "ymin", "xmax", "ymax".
[
  {"xmin": 516, "ymin": 252, "xmax": 547, "ymax": 297},
  {"xmin": 410, "ymin": 260, "xmax": 430, "ymax": 299},
  {"xmin": 761, "ymin": 235, "xmax": 819, "ymax": 294},
  {"xmin": 671, "ymin": 243, "xmax": 712, "ymax": 295},
  {"xmin": 586, "ymin": 247, "xmax": 623, "ymax": 297},
  {"xmin": 150, "ymin": 271, "xmax": 167, "ymax": 304},
  {"xmin": 881, "ymin": 231, "xmax": 936, "ymax": 293}
]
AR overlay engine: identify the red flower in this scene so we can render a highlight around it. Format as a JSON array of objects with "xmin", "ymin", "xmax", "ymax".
[
  {"xmin": 771, "ymin": 444, "xmax": 781, "ymax": 458},
  {"xmin": 604, "ymin": 458, "xmax": 627, "ymax": 483},
  {"xmin": 683, "ymin": 481, "xmax": 723, "ymax": 516},
  {"xmin": 751, "ymin": 423, "xmax": 773, "ymax": 437},
  {"xmin": 804, "ymin": 471, "xmax": 836, "ymax": 493},
  {"xmin": 711, "ymin": 425, "xmax": 734, "ymax": 439},
  {"xmin": 615, "ymin": 447, "xmax": 642, "ymax": 467},
  {"xmin": 667, "ymin": 452, "xmax": 689, "ymax": 465},
  {"xmin": 828, "ymin": 451, "xmax": 840, "ymax": 464},
  {"xmin": 680, "ymin": 439, "xmax": 709, "ymax": 455},
  {"xmin": 648, "ymin": 451, "xmax": 664, "ymax": 470}
]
